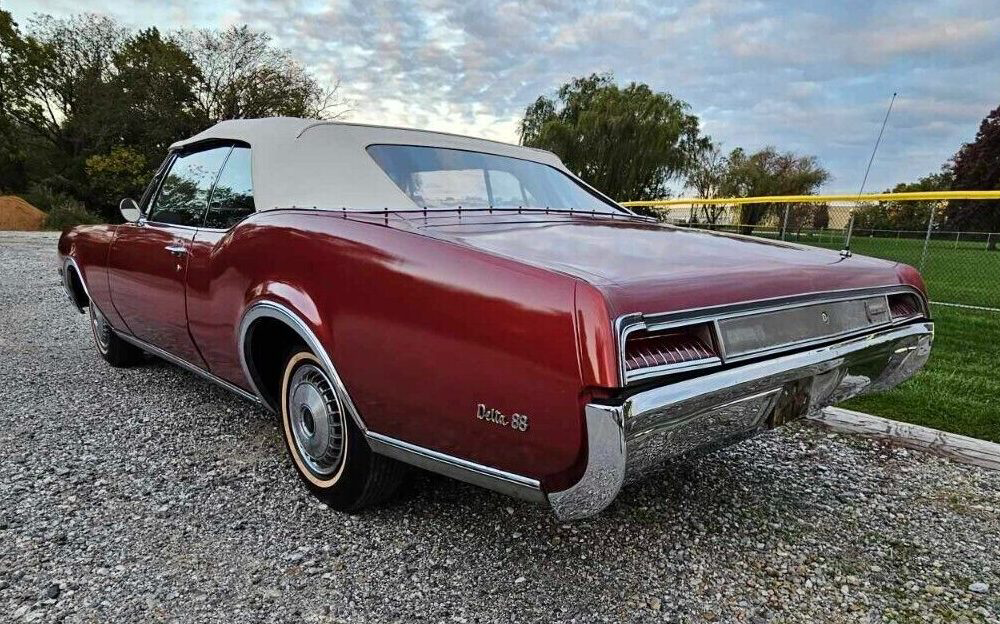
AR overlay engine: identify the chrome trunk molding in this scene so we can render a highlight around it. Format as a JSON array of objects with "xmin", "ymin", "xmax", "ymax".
[
  {"xmin": 617, "ymin": 285, "xmax": 929, "ymax": 385},
  {"xmin": 550, "ymin": 320, "xmax": 934, "ymax": 520}
]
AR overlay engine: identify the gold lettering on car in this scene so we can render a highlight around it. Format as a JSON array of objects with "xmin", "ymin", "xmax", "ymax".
[{"xmin": 476, "ymin": 403, "xmax": 529, "ymax": 432}]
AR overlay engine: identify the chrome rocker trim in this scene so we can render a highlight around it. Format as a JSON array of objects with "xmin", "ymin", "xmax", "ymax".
[
  {"xmin": 549, "ymin": 320, "xmax": 934, "ymax": 520},
  {"xmin": 114, "ymin": 330, "xmax": 262, "ymax": 404},
  {"xmin": 366, "ymin": 432, "xmax": 546, "ymax": 503}
]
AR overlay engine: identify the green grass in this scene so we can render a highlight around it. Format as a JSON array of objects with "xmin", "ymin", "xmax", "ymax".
[
  {"xmin": 804, "ymin": 235, "xmax": 1000, "ymax": 309},
  {"xmin": 842, "ymin": 304, "xmax": 1000, "ymax": 443},
  {"xmin": 699, "ymin": 225, "xmax": 1000, "ymax": 308}
]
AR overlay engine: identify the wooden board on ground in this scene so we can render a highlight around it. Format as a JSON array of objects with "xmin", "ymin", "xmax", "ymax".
[{"xmin": 809, "ymin": 407, "xmax": 1000, "ymax": 472}]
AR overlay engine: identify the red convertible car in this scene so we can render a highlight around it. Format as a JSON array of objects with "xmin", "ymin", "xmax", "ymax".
[{"xmin": 58, "ymin": 118, "xmax": 933, "ymax": 519}]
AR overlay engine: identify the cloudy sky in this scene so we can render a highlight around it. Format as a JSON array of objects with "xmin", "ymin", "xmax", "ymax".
[{"xmin": 8, "ymin": 0, "xmax": 1000, "ymax": 194}]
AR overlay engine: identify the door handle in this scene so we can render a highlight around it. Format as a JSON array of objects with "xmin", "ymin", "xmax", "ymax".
[{"xmin": 164, "ymin": 244, "xmax": 187, "ymax": 257}]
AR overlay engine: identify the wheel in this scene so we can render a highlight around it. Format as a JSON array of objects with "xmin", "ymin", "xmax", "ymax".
[
  {"xmin": 89, "ymin": 305, "xmax": 143, "ymax": 367},
  {"xmin": 280, "ymin": 350, "xmax": 406, "ymax": 511}
]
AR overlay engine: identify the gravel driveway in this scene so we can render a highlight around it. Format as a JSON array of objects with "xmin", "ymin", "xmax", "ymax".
[{"xmin": 2, "ymin": 231, "xmax": 998, "ymax": 623}]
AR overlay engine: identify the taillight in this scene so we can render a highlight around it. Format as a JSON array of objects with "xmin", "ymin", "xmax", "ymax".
[
  {"xmin": 887, "ymin": 293, "xmax": 923, "ymax": 320},
  {"xmin": 623, "ymin": 323, "xmax": 718, "ymax": 373}
]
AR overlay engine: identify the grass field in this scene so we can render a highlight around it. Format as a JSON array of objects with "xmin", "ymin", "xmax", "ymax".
[
  {"xmin": 843, "ymin": 304, "xmax": 1000, "ymax": 443},
  {"xmin": 690, "ymin": 223, "xmax": 1000, "ymax": 308},
  {"xmin": 803, "ymin": 235, "xmax": 1000, "ymax": 309}
]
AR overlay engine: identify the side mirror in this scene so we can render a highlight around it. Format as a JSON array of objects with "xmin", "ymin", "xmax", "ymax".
[{"xmin": 119, "ymin": 198, "xmax": 141, "ymax": 223}]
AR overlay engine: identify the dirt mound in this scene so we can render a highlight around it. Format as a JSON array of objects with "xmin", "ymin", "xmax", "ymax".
[{"xmin": 0, "ymin": 196, "xmax": 46, "ymax": 231}]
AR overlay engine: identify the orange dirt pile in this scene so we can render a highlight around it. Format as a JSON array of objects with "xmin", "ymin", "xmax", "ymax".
[{"xmin": 0, "ymin": 196, "xmax": 46, "ymax": 231}]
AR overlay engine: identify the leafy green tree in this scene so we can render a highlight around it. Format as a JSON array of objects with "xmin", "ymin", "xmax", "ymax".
[
  {"xmin": 110, "ymin": 28, "xmax": 202, "ymax": 165},
  {"xmin": 718, "ymin": 147, "xmax": 829, "ymax": 234},
  {"xmin": 943, "ymin": 104, "xmax": 1000, "ymax": 249},
  {"xmin": 519, "ymin": 73, "xmax": 708, "ymax": 210},
  {"xmin": 854, "ymin": 169, "xmax": 952, "ymax": 233},
  {"xmin": 685, "ymin": 142, "xmax": 727, "ymax": 224},
  {"xmin": 85, "ymin": 146, "xmax": 148, "ymax": 210}
]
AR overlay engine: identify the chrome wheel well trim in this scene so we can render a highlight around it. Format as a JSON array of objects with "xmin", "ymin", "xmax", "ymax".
[
  {"xmin": 61, "ymin": 256, "xmax": 90, "ymax": 313},
  {"xmin": 237, "ymin": 300, "xmax": 367, "ymax": 430}
]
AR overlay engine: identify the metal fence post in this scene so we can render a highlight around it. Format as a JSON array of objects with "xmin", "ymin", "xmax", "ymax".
[
  {"xmin": 780, "ymin": 204, "xmax": 790, "ymax": 241},
  {"xmin": 920, "ymin": 202, "xmax": 937, "ymax": 271}
]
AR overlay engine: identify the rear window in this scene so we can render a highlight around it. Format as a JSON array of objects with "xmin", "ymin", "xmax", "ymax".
[{"xmin": 367, "ymin": 145, "xmax": 620, "ymax": 213}]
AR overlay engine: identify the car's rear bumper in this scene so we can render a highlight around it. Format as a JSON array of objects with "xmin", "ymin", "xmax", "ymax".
[{"xmin": 548, "ymin": 321, "xmax": 934, "ymax": 520}]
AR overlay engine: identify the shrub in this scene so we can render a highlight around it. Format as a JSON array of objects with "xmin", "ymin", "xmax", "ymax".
[
  {"xmin": 24, "ymin": 183, "xmax": 74, "ymax": 213},
  {"xmin": 44, "ymin": 198, "xmax": 101, "ymax": 230}
]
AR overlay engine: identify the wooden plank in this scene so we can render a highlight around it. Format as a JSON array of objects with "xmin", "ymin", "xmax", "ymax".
[{"xmin": 807, "ymin": 407, "xmax": 1000, "ymax": 472}]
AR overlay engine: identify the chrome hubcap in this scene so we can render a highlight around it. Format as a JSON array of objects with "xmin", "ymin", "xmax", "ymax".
[
  {"xmin": 288, "ymin": 363, "xmax": 345, "ymax": 476},
  {"xmin": 90, "ymin": 305, "xmax": 112, "ymax": 352}
]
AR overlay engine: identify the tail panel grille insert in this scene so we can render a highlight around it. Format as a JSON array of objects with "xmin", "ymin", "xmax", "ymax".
[
  {"xmin": 888, "ymin": 293, "xmax": 922, "ymax": 319},
  {"xmin": 624, "ymin": 329, "xmax": 717, "ymax": 372}
]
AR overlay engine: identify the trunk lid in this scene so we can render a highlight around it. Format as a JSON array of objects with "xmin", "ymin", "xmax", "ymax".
[{"xmin": 416, "ymin": 213, "xmax": 914, "ymax": 319}]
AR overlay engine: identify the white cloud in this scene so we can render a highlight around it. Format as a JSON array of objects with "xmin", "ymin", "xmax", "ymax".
[{"xmin": 7, "ymin": 0, "xmax": 1000, "ymax": 192}]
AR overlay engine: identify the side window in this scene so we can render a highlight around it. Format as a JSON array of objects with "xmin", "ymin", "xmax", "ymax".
[
  {"xmin": 147, "ymin": 146, "xmax": 231, "ymax": 226},
  {"xmin": 204, "ymin": 146, "xmax": 255, "ymax": 229}
]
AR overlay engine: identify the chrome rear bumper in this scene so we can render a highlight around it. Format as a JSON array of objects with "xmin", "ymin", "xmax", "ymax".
[{"xmin": 548, "ymin": 321, "xmax": 934, "ymax": 520}]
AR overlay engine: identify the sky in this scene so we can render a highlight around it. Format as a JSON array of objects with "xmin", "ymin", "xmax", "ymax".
[{"xmin": 6, "ymin": 0, "xmax": 1000, "ymax": 194}]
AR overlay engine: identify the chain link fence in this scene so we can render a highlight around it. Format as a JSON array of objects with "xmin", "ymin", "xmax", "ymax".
[{"xmin": 639, "ymin": 200, "xmax": 999, "ymax": 310}]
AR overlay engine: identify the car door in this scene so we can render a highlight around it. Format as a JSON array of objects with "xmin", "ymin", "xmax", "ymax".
[
  {"xmin": 186, "ymin": 145, "xmax": 260, "ymax": 386},
  {"xmin": 109, "ymin": 144, "xmax": 233, "ymax": 368}
]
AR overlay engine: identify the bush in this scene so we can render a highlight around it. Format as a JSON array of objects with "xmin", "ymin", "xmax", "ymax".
[
  {"xmin": 44, "ymin": 198, "xmax": 101, "ymax": 230},
  {"xmin": 24, "ymin": 183, "xmax": 75, "ymax": 213}
]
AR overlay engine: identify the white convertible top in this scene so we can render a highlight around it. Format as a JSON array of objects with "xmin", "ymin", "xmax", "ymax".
[{"xmin": 168, "ymin": 117, "xmax": 572, "ymax": 212}]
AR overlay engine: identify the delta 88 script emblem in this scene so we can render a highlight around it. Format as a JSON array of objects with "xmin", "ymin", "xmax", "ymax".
[{"xmin": 476, "ymin": 404, "xmax": 530, "ymax": 432}]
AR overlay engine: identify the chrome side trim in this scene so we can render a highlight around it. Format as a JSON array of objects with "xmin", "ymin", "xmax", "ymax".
[
  {"xmin": 366, "ymin": 432, "xmax": 546, "ymax": 503},
  {"xmin": 238, "ymin": 301, "xmax": 367, "ymax": 429},
  {"xmin": 551, "ymin": 320, "xmax": 934, "ymax": 520},
  {"xmin": 115, "ymin": 330, "xmax": 261, "ymax": 404}
]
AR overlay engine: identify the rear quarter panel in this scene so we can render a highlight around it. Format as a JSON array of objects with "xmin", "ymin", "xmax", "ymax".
[{"xmin": 186, "ymin": 210, "xmax": 589, "ymax": 486}]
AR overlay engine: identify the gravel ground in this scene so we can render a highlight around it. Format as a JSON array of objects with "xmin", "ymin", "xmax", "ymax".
[{"xmin": 1, "ymin": 230, "xmax": 999, "ymax": 623}]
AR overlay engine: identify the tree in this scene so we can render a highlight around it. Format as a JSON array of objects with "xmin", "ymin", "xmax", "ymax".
[
  {"xmin": 109, "ymin": 28, "xmax": 202, "ymax": 165},
  {"xmin": 854, "ymin": 169, "xmax": 952, "ymax": 233},
  {"xmin": 718, "ymin": 147, "xmax": 829, "ymax": 234},
  {"xmin": 519, "ymin": 73, "xmax": 708, "ymax": 212},
  {"xmin": 178, "ymin": 26, "xmax": 348, "ymax": 123},
  {"xmin": 685, "ymin": 142, "xmax": 727, "ymax": 224},
  {"xmin": 943, "ymin": 104, "xmax": 1000, "ymax": 249},
  {"xmin": 0, "ymin": 12, "xmax": 348, "ymax": 220}
]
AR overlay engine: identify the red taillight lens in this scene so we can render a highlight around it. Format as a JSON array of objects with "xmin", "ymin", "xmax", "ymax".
[
  {"xmin": 624, "ymin": 323, "xmax": 717, "ymax": 372},
  {"xmin": 887, "ymin": 293, "xmax": 922, "ymax": 320}
]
